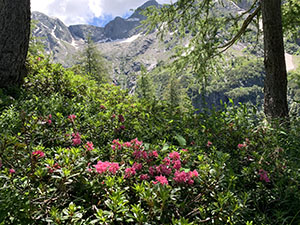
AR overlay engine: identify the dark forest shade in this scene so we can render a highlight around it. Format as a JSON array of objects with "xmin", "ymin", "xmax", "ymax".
[{"xmin": 0, "ymin": 0, "xmax": 31, "ymax": 88}]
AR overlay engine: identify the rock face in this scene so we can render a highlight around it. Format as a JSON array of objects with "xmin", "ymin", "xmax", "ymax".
[
  {"xmin": 31, "ymin": 0, "xmax": 161, "ymax": 67},
  {"xmin": 69, "ymin": 25, "xmax": 105, "ymax": 42}
]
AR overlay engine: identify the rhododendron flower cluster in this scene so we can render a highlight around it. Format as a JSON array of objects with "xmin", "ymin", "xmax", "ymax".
[
  {"xmin": 156, "ymin": 164, "xmax": 172, "ymax": 176},
  {"xmin": 153, "ymin": 175, "xmax": 169, "ymax": 185},
  {"xmin": 72, "ymin": 133, "xmax": 81, "ymax": 146},
  {"xmin": 131, "ymin": 138, "xmax": 143, "ymax": 148},
  {"xmin": 84, "ymin": 142, "xmax": 94, "ymax": 151},
  {"xmin": 9, "ymin": 169, "xmax": 15, "ymax": 174},
  {"xmin": 47, "ymin": 163, "xmax": 61, "ymax": 173},
  {"xmin": 103, "ymin": 138, "xmax": 198, "ymax": 187},
  {"xmin": 238, "ymin": 143, "xmax": 247, "ymax": 149},
  {"xmin": 259, "ymin": 169, "xmax": 270, "ymax": 183},
  {"xmin": 124, "ymin": 167, "xmax": 136, "ymax": 178},
  {"xmin": 140, "ymin": 174, "xmax": 150, "ymax": 180},
  {"xmin": 47, "ymin": 114, "xmax": 52, "ymax": 125},
  {"xmin": 32, "ymin": 150, "xmax": 45, "ymax": 158},
  {"xmin": 111, "ymin": 139, "xmax": 122, "ymax": 151},
  {"xmin": 173, "ymin": 170, "xmax": 199, "ymax": 185},
  {"xmin": 93, "ymin": 161, "xmax": 119, "ymax": 175},
  {"xmin": 169, "ymin": 151, "xmax": 180, "ymax": 160},
  {"xmin": 68, "ymin": 114, "xmax": 76, "ymax": 123},
  {"xmin": 207, "ymin": 141, "xmax": 212, "ymax": 147},
  {"xmin": 118, "ymin": 114, "xmax": 125, "ymax": 123}
]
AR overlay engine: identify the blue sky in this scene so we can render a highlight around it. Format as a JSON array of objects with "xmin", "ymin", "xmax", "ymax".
[{"xmin": 31, "ymin": 0, "xmax": 173, "ymax": 27}]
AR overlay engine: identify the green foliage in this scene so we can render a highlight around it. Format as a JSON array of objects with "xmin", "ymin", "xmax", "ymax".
[
  {"xmin": 135, "ymin": 66, "xmax": 156, "ymax": 101},
  {"xmin": 74, "ymin": 36, "xmax": 110, "ymax": 84},
  {"xmin": 282, "ymin": 0, "xmax": 300, "ymax": 39},
  {"xmin": 142, "ymin": 0, "xmax": 260, "ymax": 78},
  {"xmin": 0, "ymin": 56, "xmax": 300, "ymax": 224}
]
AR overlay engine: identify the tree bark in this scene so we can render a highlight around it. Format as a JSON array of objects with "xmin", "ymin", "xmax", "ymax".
[
  {"xmin": 262, "ymin": 0, "xmax": 289, "ymax": 119},
  {"xmin": 0, "ymin": 0, "xmax": 31, "ymax": 88}
]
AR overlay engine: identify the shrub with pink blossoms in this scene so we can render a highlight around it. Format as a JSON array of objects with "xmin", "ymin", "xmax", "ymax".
[
  {"xmin": 84, "ymin": 141, "xmax": 94, "ymax": 151},
  {"xmin": 124, "ymin": 167, "xmax": 136, "ymax": 178},
  {"xmin": 238, "ymin": 143, "xmax": 247, "ymax": 149},
  {"xmin": 258, "ymin": 169, "xmax": 270, "ymax": 183},
  {"xmin": 68, "ymin": 114, "xmax": 76, "ymax": 122},
  {"xmin": 173, "ymin": 170, "xmax": 198, "ymax": 185},
  {"xmin": 93, "ymin": 161, "xmax": 120, "ymax": 175},
  {"xmin": 169, "ymin": 151, "xmax": 180, "ymax": 160},
  {"xmin": 72, "ymin": 133, "xmax": 81, "ymax": 146},
  {"xmin": 32, "ymin": 150, "xmax": 45, "ymax": 158},
  {"xmin": 154, "ymin": 175, "xmax": 169, "ymax": 185}
]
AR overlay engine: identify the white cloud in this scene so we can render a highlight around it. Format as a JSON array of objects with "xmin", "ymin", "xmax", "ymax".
[{"xmin": 31, "ymin": 0, "xmax": 173, "ymax": 25}]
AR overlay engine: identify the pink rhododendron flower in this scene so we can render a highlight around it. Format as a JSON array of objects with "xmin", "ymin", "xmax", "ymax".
[
  {"xmin": 108, "ymin": 163, "xmax": 120, "ymax": 174},
  {"xmin": 47, "ymin": 163, "xmax": 61, "ymax": 173},
  {"xmin": 131, "ymin": 138, "xmax": 143, "ymax": 147},
  {"xmin": 149, "ymin": 166, "xmax": 155, "ymax": 176},
  {"xmin": 84, "ymin": 142, "xmax": 94, "ymax": 151},
  {"xmin": 181, "ymin": 149, "xmax": 188, "ymax": 152},
  {"xmin": 9, "ymin": 168, "xmax": 15, "ymax": 174},
  {"xmin": 68, "ymin": 114, "xmax": 76, "ymax": 122},
  {"xmin": 169, "ymin": 151, "xmax": 180, "ymax": 160},
  {"xmin": 94, "ymin": 161, "xmax": 110, "ymax": 174},
  {"xmin": 133, "ymin": 150, "xmax": 141, "ymax": 159},
  {"xmin": 72, "ymin": 133, "xmax": 81, "ymax": 146},
  {"xmin": 118, "ymin": 114, "xmax": 125, "ymax": 123},
  {"xmin": 123, "ymin": 142, "xmax": 132, "ymax": 148},
  {"xmin": 154, "ymin": 175, "xmax": 168, "ymax": 185},
  {"xmin": 149, "ymin": 150, "xmax": 158, "ymax": 158},
  {"xmin": 238, "ymin": 143, "xmax": 247, "ymax": 149},
  {"xmin": 32, "ymin": 150, "xmax": 45, "ymax": 158},
  {"xmin": 124, "ymin": 167, "xmax": 136, "ymax": 178},
  {"xmin": 48, "ymin": 114, "xmax": 52, "ymax": 119},
  {"xmin": 112, "ymin": 139, "xmax": 122, "ymax": 149},
  {"xmin": 156, "ymin": 164, "xmax": 172, "ymax": 176},
  {"xmin": 207, "ymin": 141, "xmax": 212, "ymax": 147},
  {"xmin": 163, "ymin": 157, "xmax": 171, "ymax": 166},
  {"xmin": 190, "ymin": 170, "xmax": 199, "ymax": 178},
  {"xmin": 140, "ymin": 174, "xmax": 150, "ymax": 180},
  {"xmin": 173, "ymin": 160, "xmax": 181, "ymax": 170},
  {"xmin": 173, "ymin": 171, "xmax": 188, "ymax": 183},
  {"xmin": 47, "ymin": 119, "xmax": 52, "ymax": 125},
  {"xmin": 142, "ymin": 151, "xmax": 148, "ymax": 159},
  {"xmin": 133, "ymin": 162, "xmax": 143, "ymax": 171},
  {"xmin": 111, "ymin": 145, "xmax": 116, "ymax": 151},
  {"xmin": 259, "ymin": 169, "xmax": 270, "ymax": 183},
  {"xmin": 173, "ymin": 170, "xmax": 198, "ymax": 185}
]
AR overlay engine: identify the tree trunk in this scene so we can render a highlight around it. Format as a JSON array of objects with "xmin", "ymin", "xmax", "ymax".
[
  {"xmin": 0, "ymin": 0, "xmax": 31, "ymax": 88},
  {"xmin": 262, "ymin": 0, "xmax": 289, "ymax": 119}
]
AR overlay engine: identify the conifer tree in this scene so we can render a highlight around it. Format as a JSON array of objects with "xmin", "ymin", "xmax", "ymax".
[
  {"xmin": 77, "ymin": 36, "xmax": 109, "ymax": 84},
  {"xmin": 136, "ymin": 66, "xmax": 155, "ymax": 101}
]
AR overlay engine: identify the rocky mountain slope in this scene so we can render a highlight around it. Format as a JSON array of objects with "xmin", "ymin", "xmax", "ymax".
[{"xmin": 31, "ymin": 0, "xmax": 161, "ymax": 67}]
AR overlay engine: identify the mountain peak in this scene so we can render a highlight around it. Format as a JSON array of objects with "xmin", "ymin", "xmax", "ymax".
[{"xmin": 139, "ymin": 0, "xmax": 159, "ymax": 9}]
